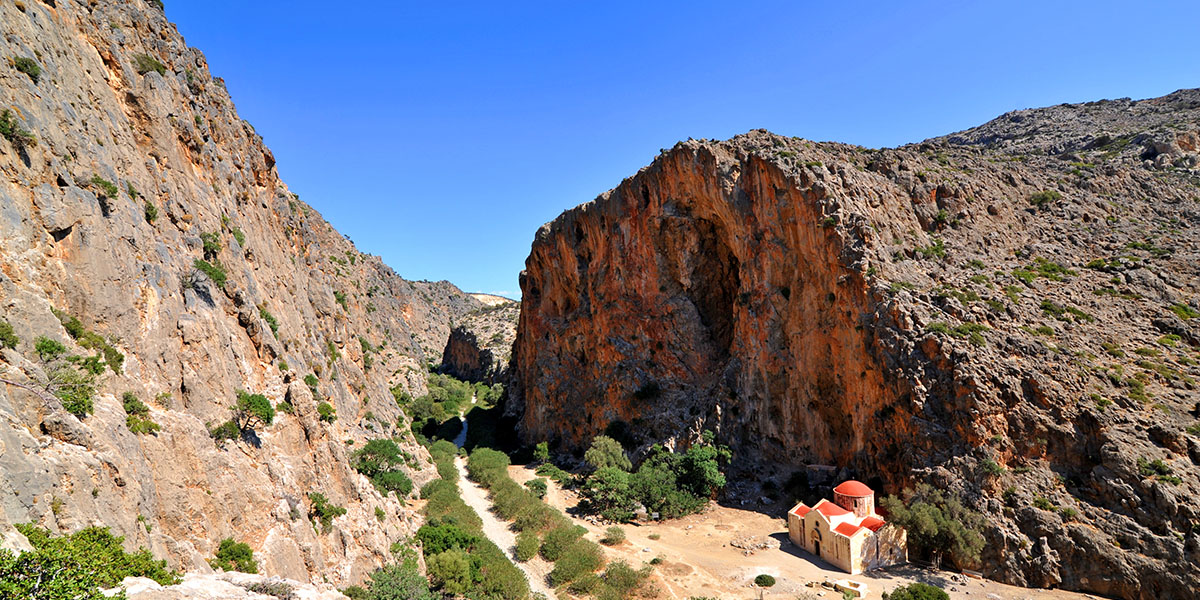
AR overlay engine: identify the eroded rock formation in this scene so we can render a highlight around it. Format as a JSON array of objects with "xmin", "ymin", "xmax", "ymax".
[
  {"xmin": 0, "ymin": 0, "xmax": 481, "ymax": 586},
  {"xmin": 510, "ymin": 92, "xmax": 1200, "ymax": 598}
]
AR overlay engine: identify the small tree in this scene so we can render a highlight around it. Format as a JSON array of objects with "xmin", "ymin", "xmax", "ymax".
[
  {"xmin": 533, "ymin": 441, "xmax": 550, "ymax": 464},
  {"xmin": 880, "ymin": 483, "xmax": 985, "ymax": 569},
  {"xmin": 211, "ymin": 538, "xmax": 257, "ymax": 573},
  {"xmin": 584, "ymin": 435, "xmax": 631, "ymax": 472},
  {"xmin": 232, "ymin": 390, "xmax": 274, "ymax": 432}
]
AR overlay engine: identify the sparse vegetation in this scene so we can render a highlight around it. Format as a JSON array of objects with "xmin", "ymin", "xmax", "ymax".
[
  {"xmin": 144, "ymin": 200, "xmax": 158, "ymax": 223},
  {"xmin": 133, "ymin": 53, "xmax": 167, "ymax": 76},
  {"xmin": 0, "ymin": 320, "xmax": 18, "ymax": 349},
  {"xmin": 754, "ymin": 574, "xmax": 776, "ymax": 587},
  {"xmin": 0, "ymin": 109, "xmax": 37, "ymax": 148},
  {"xmin": 13, "ymin": 56, "xmax": 41, "ymax": 83},
  {"xmin": 193, "ymin": 258, "xmax": 227, "ymax": 289},
  {"xmin": 210, "ymin": 538, "xmax": 257, "ymax": 573},
  {"xmin": 308, "ymin": 492, "xmax": 347, "ymax": 533},
  {"xmin": 1028, "ymin": 189, "xmax": 1062, "ymax": 208},
  {"xmin": 90, "ymin": 175, "xmax": 119, "ymax": 199},
  {"xmin": 122, "ymin": 391, "xmax": 160, "ymax": 434}
]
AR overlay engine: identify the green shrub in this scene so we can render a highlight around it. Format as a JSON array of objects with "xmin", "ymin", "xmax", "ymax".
[
  {"xmin": 231, "ymin": 227, "xmax": 246, "ymax": 247},
  {"xmin": 363, "ymin": 559, "xmax": 436, "ymax": 600},
  {"xmin": 308, "ymin": 492, "xmax": 347, "ymax": 532},
  {"xmin": 883, "ymin": 582, "xmax": 949, "ymax": 600},
  {"xmin": 466, "ymin": 447, "xmax": 511, "ymax": 488},
  {"xmin": 144, "ymin": 200, "xmax": 158, "ymax": 223},
  {"xmin": 354, "ymin": 439, "xmax": 413, "ymax": 496},
  {"xmin": 524, "ymin": 478, "xmax": 547, "ymax": 498},
  {"xmin": 1028, "ymin": 190, "xmax": 1061, "ymax": 208},
  {"xmin": 259, "ymin": 307, "xmax": 279, "ymax": 334},
  {"xmin": 879, "ymin": 483, "xmax": 984, "ymax": 569},
  {"xmin": 122, "ymin": 391, "xmax": 160, "ymax": 434},
  {"xmin": 980, "ymin": 459, "xmax": 1004, "ymax": 476},
  {"xmin": 540, "ymin": 524, "xmax": 585, "ymax": 561},
  {"xmin": 754, "ymin": 574, "xmax": 776, "ymax": 587},
  {"xmin": 375, "ymin": 507, "xmax": 386, "ymax": 522},
  {"xmin": 548, "ymin": 538, "xmax": 603, "ymax": 586},
  {"xmin": 915, "ymin": 238, "xmax": 947, "ymax": 260},
  {"xmin": 0, "ymin": 109, "xmax": 37, "ymax": 148},
  {"xmin": 13, "ymin": 56, "xmax": 40, "ymax": 83},
  {"xmin": 0, "ymin": 320, "xmax": 18, "ymax": 349},
  {"xmin": 601, "ymin": 526, "xmax": 626, "ymax": 545},
  {"xmin": 89, "ymin": 175, "xmax": 119, "ymax": 199},
  {"xmin": 209, "ymin": 419, "xmax": 239, "ymax": 443},
  {"xmin": 585, "ymin": 435, "xmax": 631, "ymax": 471},
  {"xmin": 515, "ymin": 530, "xmax": 540, "ymax": 561},
  {"xmin": 341, "ymin": 585, "xmax": 368, "ymax": 600},
  {"xmin": 1170, "ymin": 303, "xmax": 1200, "ymax": 320},
  {"xmin": 193, "ymin": 258, "xmax": 227, "ymax": 288},
  {"xmin": 211, "ymin": 538, "xmax": 256, "ymax": 573},
  {"xmin": 427, "ymin": 548, "xmax": 471, "ymax": 595},
  {"xmin": 233, "ymin": 390, "xmax": 274, "ymax": 431},
  {"xmin": 200, "ymin": 231, "xmax": 222, "ymax": 258},
  {"xmin": 335, "ymin": 290, "xmax": 349, "ymax": 310},
  {"xmin": 317, "ymin": 401, "xmax": 337, "ymax": 422},
  {"xmin": 133, "ymin": 53, "xmax": 166, "ymax": 76},
  {"xmin": 16, "ymin": 523, "xmax": 180, "ymax": 587}
]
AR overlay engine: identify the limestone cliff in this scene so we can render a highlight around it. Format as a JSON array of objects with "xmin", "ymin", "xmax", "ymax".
[
  {"xmin": 510, "ymin": 91, "xmax": 1200, "ymax": 598},
  {"xmin": 0, "ymin": 0, "xmax": 482, "ymax": 586},
  {"xmin": 441, "ymin": 299, "xmax": 519, "ymax": 382}
]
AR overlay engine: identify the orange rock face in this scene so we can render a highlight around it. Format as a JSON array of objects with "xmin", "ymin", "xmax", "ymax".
[
  {"xmin": 511, "ymin": 138, "xmax": 920, "ymax": 475},
  {"xmin": 509, "ymin": 118, "xmax": 1200, "ymax": 598}
]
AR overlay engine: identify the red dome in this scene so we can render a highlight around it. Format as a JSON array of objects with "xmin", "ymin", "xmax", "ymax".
[{"xmin": 833, "ymin": 480, "xmax": 873, "ymax": 497}]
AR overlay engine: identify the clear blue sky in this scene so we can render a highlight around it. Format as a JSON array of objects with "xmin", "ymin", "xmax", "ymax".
[{"xmin": 166, "ymin": 1, "xmax": 1199, "ymax": 298}]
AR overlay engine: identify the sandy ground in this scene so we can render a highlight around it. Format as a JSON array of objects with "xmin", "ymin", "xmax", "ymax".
[
  {"xmin": 508, "ymin": 464, "xmax": 1103, "ymax": 600},
  {"xmin": 454, "ymin": 457, "xmax": 557, "ymax": 598}
]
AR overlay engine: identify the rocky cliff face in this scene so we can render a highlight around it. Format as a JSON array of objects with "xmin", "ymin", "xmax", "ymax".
[
  {"xmin": 510, "ymin": 90, "xmax": 1200, "ymax": 598},
  {"xmin": 0, "ymin": 0, "xmax": 481, "ymax": 586},
  {"xmin": 441, "ymin": 299, "xmax": 519, "ymax": 382}
]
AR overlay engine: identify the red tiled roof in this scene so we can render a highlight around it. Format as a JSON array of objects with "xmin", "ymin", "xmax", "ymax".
[
  {"xmin": 833, "ymin": 480, "xmax": 873, "ymax": 497},
  {"xmin": 834, "ymin": 522, "xmax": 862, "ymax": 537},
  {"xmin": 790, "ymin": 504, "xmax": 811, "ymax": 517},
  {"xmin": 815, "ymin": 500, "xmax": 850, "ymax": 517},
  {"xmin": 861, "ymin": 516, "xmax": 886, "ymax": 532}
]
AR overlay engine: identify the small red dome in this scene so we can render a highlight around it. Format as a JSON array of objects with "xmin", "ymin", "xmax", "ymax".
[{"xmin": 833, "ymin": 480, "xmax": 873, "ymax": 497}]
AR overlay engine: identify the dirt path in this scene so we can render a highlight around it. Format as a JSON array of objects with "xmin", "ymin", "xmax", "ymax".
[{"xmin": 454, "ymin": 457, "xmax": 556, "ymax": 599}]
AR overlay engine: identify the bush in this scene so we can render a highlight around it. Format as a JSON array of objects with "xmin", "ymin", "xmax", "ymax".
[
  {"xmin": 515, "ymin": 530, "xmax": 540, "ymax": 561},
  {"xmin": 244, "ymin": 581, "xmax": 293, "ymax": 599},
  {"xmin": 585, "ymin": 435, "xmax": 631, "ymax": 471},
  {"xmin": 466, "ymin": 447, "xmax": 511, "ymax": 488},
  {"xmin": 601, "ymin": 526, "xmax": 626, "ymax": 545},
  {"xmin": 548, "ymin": 538, "xmax": 603, "ymax": 586},
  {"xmin": 427, "ymin": 548, "xmax": 471, "ymax": 595},
  {"xmin": 133, "ymin": 53, "xmax": 166, "ymax": 76},
  {"xmin": 1028, "ymin": 190, "xmax": 1061, "ymax": 208},
  {"xmin": 123, "ymin": 391, "xmax": 161, "ymax": 435},
  {"xmin": 353, "ymin": 438, "xmax": 413, "ymax": 495},
  {"xmin": 879, "ymin": 483, "xmax": 984, "ymax": 569},
  {"xmin": 233, "ymin": 390, "xmax": 274, "ymax": 431},
  {"xmin": 0, "ymin": 109, "xmax": 37, "ymax": 148},
  {"xmin": 13, "ymin": 56, "xmax": 41, "ymax": 83},
  {"xmin": 883, "ymin": 582, "xmax": 949, "ymax": 600},
  {"xmin": 0, "ymin": 320, "xmax": 17, "ymax": 349},
  {"xmin": 211, "ymin": 538, "xmax": 257, "ymax": 573},
  {"xmin": 317, "ymin": 401, "xmax": 337, "ymax": 422},
  {"xmin": 308, "ymin": 492, "xmax": 347, "ymax": 532},
  {"xmin": 533, "ymin": 441, "xmax": 550, "ymax": 463},
  {"xmin": 540, "ymin": 524, "xmax": 585, "ymax": 561},
  {"xmin": 90, "ymin": 175, "xmax": 119, "ymax": 199},
  {"xmin": 364, "ymin": 558, "xmax": 436, "ymax": 600},
  {"xmin": 143, "ymin": 200, "xmax": 158, "ymax": 223},
  {"xmin": 193, "ymin": 258, "xmax": 227, "ymax": 289},
  {"xmin": 259, "ymin": 307, "xmax": 279, "ymax": 334},
  {"xmin": 16, "ymin": 523, "xmax": 180, "ymax": 587},
  {"xmin": 524, "ymin": 478, "xmax": 547, "ymax": 499},
  {"xmin": 209, "ymin": 420, "xmax": 239, "ymax": 443},
  {"xmin": 754, "ymin": 574, "xmax": 776, "ymax": 587}
]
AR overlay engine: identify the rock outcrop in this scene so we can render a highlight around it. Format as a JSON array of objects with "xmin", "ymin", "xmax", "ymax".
[
  {"xmin": 0, "ymin": 0, "xmax": 482, "ymax": 586},
  {"xmin": 509, "ymin": 90, "xmax": 1200, "ymax": 598},
  {"xmin": 441, "ymin": 298, "xmax": 519, "ymax": 382}
]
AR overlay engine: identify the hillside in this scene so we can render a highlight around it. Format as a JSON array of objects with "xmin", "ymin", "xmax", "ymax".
[
  {"xmin": 509, "ymin": 90, "xmax": 1200, "ymax": 598},
  {"xmin": 0, "ymin": 0, "xmax": 482, "ymax": 586}
]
